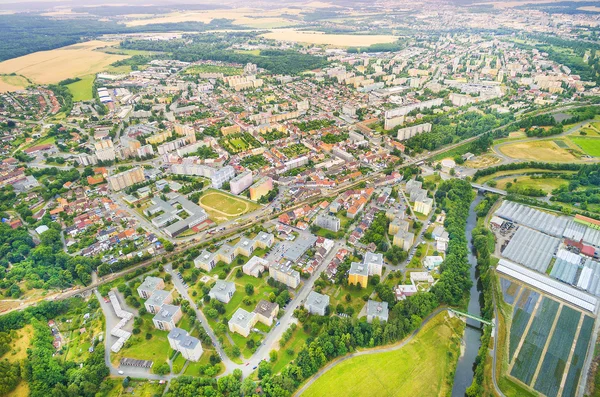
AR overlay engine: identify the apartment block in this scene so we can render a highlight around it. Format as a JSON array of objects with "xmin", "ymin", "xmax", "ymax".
[
  {"xmin": 230, "ymin": 171, "xmax": 253, "ymax": 195},
  {"xmin": 107, "ymin": 167, "xmax": 145, "ymax": 191}
]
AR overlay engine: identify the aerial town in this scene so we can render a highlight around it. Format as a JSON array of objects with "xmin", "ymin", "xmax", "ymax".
[{"xmin": 0, "ymin": 0, "xmax": 599, "ymax": 396}]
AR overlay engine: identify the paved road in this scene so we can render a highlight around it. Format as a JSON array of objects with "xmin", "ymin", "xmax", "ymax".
[{"xmin": 293, "ymin": 307, "xmax": 449, "ymax": 396}]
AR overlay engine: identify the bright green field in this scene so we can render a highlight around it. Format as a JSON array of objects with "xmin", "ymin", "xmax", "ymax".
[
  {"xmin": 66, "ymin": 74, "xmax": 95, "ymax": 102},
  {"xmin": 569, "ymin": 137, "xmax": 600, "ymax": 157},
  {"xmin": 302, "ymin": 312, "xmax": 462, "ymax": 397}
]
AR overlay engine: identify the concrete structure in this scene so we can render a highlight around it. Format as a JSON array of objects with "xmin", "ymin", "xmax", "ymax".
[
  {"xmin": 108, "ymin": 291, "xmax": 133, "ymax": 353},
  {"xmin": 348, "ymin": 261, "xmax": 369, "ymax": 288},
  {"xmin": 249, "ymin": 177, "xmax": 274, "ymax": 201},
  {"xmin": 194, "ymin": 232, "xmax": 274, "ymax": 271},
  {"xmin": 194, "ymin": 249, "xmax": 216, "ymax": 271},
  {"xmin": 108, "ymin": 167, "xmax": 144, "ymax": 191},
  {"xmin": 415, "ymin": 196, "xmax": 433, "ymax": 216},
  {"xmin": 269, "ymin": 262, "xmax": 301, "ymax": 289},
  {"xmin": 305, "ymin": 291, "xmax": 330, "ymax": 316},
  {"xmin": 393, "ymin": 230, "xmax": 415, "ymax": 251},
  {"xmin": 145, "ymin": 289, "xmax": 173, "ymax": 314},
  {"xmin": 152, "ymin": 304, "xmax": 182, "ymax": 331},
  {"xmin": 168, "ymin": 328, "xmax": 203, "ymax": 362},
  {"xmin": 209, "ymin": 280, "xmax": 236, "ymax": 304},
  {"xmin": 366, "ymin": 300, "xmax": 389, "ymax": 323},
  {"xmin": 229, "ymin": 308, "xmax": 257, "ymax": 337},
  {"xmin": 314, "ymin": 213, "xmax": 341, "ymax": 233},
  {"xmin": 137, "ymin": 276, "xmax": 165, "ymax": 299},
  {"xmin": 212, "ymin": 165, "xmax": 235, "ymax": 189},
  {"xmin": 243, "ymin": 256, "xmax": 268, "ymax": 277},
  {"xmin": 230, "ymin": 171, "xmax": 253, "ymax": 195},
  {"xmin": 254, "ymin": 300, "xmax": 279, "ymax": 326},
  {"xmin": 94, "ymin": 139, "xmax": 116, "ymax": 162},
  {"xmin": 364, "ymin": 252, "xmax": 384, "ymax": 277},
  {"xmin": 144, "ymin": 195, "xmax": 208, "ymax": 237},
  {"xmin": 389, "ymin": 218, "xmax": 410, "ymax": 235},
  {"xmin": 424, "ymin": 256, "xmax": 444, "ymax": 270},
  {"xmin": 396, "ymin": 123, "xmax": 432, "ymax": 141}
]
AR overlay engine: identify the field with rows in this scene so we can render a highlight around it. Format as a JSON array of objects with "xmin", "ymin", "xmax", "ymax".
[
  {"xmin": 500, "ymin": 277, "xmax": 522, "ymax": 305},
  {"xmin": 533, "ymin": 306, "xmax": 580, "ymax": 397},
  {"xmin": 509, "ymin": 288, "xmax": 540, "ymax": 359},
  {"xmin": 562, "ymin": 315, "xmax": 594, "ymax": 397},
  {"xmin": 510, "ymin": 297, "xmax": 559, "ymax": 385}
]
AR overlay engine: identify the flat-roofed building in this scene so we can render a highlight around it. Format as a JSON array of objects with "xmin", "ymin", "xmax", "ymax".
[
  {"xmin": 167, "ymin": 328, "xmax": 204, "ymax": 362},
  {"xmin": 393, "ymin": 230, "xmax": 415, "ymax": 251},
  {"xmin": 364, "ymin": 252, "xmax": 384, "ymax": 277},
  {"xmin": 415, "ymin": 197, "xmax": 433, "ymax": 216},
  {"xmin": 152, "ymin": 304, "xmax": 182, "ymax": 331},
  {"xmin": 249, "ymin": 177, "xmax": 274, "ymax": 201},
  {"xmin": 234, "ymin": 237, "xmax": 255, "ymax": 258},
  {"xmin": 194, "ymin": 249, "xmax": 216, "ymax": 271},
  {"xmin": 389, "ymin": 218, "xmax": 410, "ymax": 235},
  {"xmin": 137, "ymin": 276, "xmax": 165, "ymax": 299},
  {"xmin": 366, "ymin": 300, "xmax": 389, "ymax": 323},
  {"xmin": 314, "ymin": 213, "xmax": 341, "ymax": 233},
  {"xmin": 305, "ymin": 291, "xmax": 330, "ymax": 316},
  {"xmin": 254, "ymin": 231, "xmax": 274, "ymax": 249},
  {"xmin": 243, "ymin": 256, "xmax": 268, "ymax": 277},
  {"xmin": 229, "ymin": 308, "xmax": 257, "ymax": 337},
  {"xmin": 348, "ymin": 261, "xmax": 369, "ymax": 288},
  {"xmin": 212, "ymin": 165, "xmax": 235, "ymax": 189},
  {"xmin": 230, "ymin": 171, "xmax": 253, "ymax": 195},
  {"xmin": 209, "ymin": 280, "xmax": 236, "ymax": 303},
  {"xmin": 254, "ymin": 300, "xmax": 279, "ymax": 326},
  {"xmin": 145, "ymin": 289, "xmax": 173, "ymax": 314},
  {"xmin": 108, "ymin": 167, "xmax": 145, "ymax": 191},
  {"xmin": 269, "ymin": 262, "xmax": 301, "ymax": 289}
]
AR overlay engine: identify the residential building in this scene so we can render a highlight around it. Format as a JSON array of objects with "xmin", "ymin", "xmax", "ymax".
[
  {"xmin": 364, "ymin": 252, "xmax": 384, "ymax": 277},
  {"xmin": 305, "ymin": 291, "xmax": 330, "ymax": 316},
  {"xmin": 137, "ymin": 276, "xmax": 165, "ymax": 299},
  {"xmin": 229, "ymin": 308, "xmax": 257, "ymax": 337},
  {"xmin": 194, "ymin": 249, "xmax": 216, "ymax": 271},
  {"xmin": 145, "ymin": 289, "xmax": 173, "ymax": 314},
  {"xmin": 152, "ymin": 304, "xmax": 182, "ymax": 331},
  {"xmin": 249, "ymin": 177, "xmax": 274, "ymax": 201},
  {"xmin": 212, "ymin": 165, "xmax": 235, "ymax": 189},
  {"xmin": 315, "ymin": 213, "xmax": 341, "ymax": 232},
  {"xmin": 393, "ymin": 230, "xmax": 415, "ymax": 251},
  {"xmin": 424, "ymin": 256, "xmax": 444, "ymax": 270},
  {"xmin": 107, "ymin": 167, "xmax": 144, "ymax": 191},
  {"xmin": 366, "ymin": 300, "xmax": 389, "ymax": 323},
  {"xmin": 230, "ymin": 171, "xmax": 253, "ymax": 195},
  {"xmin": 415, "ymin": 197, "xmax": 433, "ymax": 216},
  {"xmin": 269, "ymin": 262, "xmax": 301, "ymax": 289},
  {"xmin": 348, "ymin": 261, "xmax": 369, "ymax": 288},
  {"xmin": 389, "ymin": 218, "xmax": 410, "ymax": 235},
  {"xmin": 209, "ymin": 280, "xmax": 236, "ymax": 304},
  {"xmin": 254, "ymin": 300, "xmax": 279, "ymax": 326},
  {"xmin": 168, "ymin": 328, "xmax": 203, "ymax": 362},
  {"xmin": 243, "ymin": 256, "xmax": 268, "ymax": 277}
]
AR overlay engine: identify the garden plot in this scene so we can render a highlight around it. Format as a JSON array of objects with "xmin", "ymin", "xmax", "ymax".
[
  {"xmin": 509, "ymin": 287, "xmax": 540, "ymax": 359},
  {"xmin": 510, "ymin": 297, "xmax": 559, "ymax": 385},
  {"xmin": 533, "ymin": 305, "xmax": 581, "ymax": 397},
  {"xmin": 562, "ymin": 315, "xmax": 594, "ymax": 397}
]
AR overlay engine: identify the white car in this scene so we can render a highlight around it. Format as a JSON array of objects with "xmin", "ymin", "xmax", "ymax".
[{"xmin": 118, "ymin": 370, "xmax": 124, "ymax": 375}]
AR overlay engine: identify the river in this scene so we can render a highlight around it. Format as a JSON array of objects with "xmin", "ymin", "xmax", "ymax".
[{"xmin": 452, "ymin": 194, "xmax": 484, "ymax": 396}]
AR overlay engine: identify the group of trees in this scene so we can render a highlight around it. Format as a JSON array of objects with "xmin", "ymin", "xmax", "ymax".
[{"xmin": 295, "ymin": 119, "xmax": 335, "ymax": 132}]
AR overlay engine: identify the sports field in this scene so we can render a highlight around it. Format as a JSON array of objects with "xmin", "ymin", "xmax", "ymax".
[
  {"xmin": 66, "ymin": 74, "xmax": 95, "ymax": 102},
  {"xmin": 302, "ymin": 312, "xmax": 462, "ymax": 397},
  {"xmin": 498, "ymin": 140, "xmax": 578, "ymax": 162},
  {"xmin": 568, "ymin": 137, "xmax": 600, "ymax": 157},
  {"xmin": 0, "ymin": 40, "xmax": 127, "ymax": 85},
  {"xmin": 198, "ymin": 189, "xmax": 260, "ymax": 223}
]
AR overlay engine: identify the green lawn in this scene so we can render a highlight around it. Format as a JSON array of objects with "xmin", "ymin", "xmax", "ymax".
[
  {"xmin": 302, "ymin": 312, "xmax": 462, "ymax": 397},
  {"xmin": 272, "ymin": 326, "xmax": 311, "ymax": 374},
  {"xmin": 494, "ymin": 176, "xmax": 568, "ymax": 194},
  {"xmin": 66, "ymin": 74, "xmax": 95, "ymax": 102},
  {"xmin": 569, "ymin": 137, "xmax": 600, "ymax": 157}
]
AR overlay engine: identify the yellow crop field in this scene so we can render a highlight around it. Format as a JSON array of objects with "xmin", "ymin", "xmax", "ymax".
[
  {"xmin": 124, "ymin": 8, "xmax": 301, "ymax": 29},
  {"xmin": 261, "ymin": 29, "xmax": 398, "ymax": 46},
  {"xmin": 498, "ymin": 140, "xmax": 579, "ymax": 162},
  {"xmin": 0, "ymin": 74, "xmax": 30, "ymax": 93},
  {"xmin": 0, "ymin": 40, "xmax": 127, "ymax": 86}
]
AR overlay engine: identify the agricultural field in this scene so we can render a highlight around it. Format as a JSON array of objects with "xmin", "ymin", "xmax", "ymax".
[
  {"xmin": 301, "ymin": 312, "xmax": 462, "ymax": 397},
  {"xmin": 494, "ymin": 176, "xmax": 568, "ymax": 194},
  {"xmin": 568, "ymin": 137, "xmax": 600, "ymax": 157},
  {"xmin": 198, "ymin": 189, "xmax": 260, "ymax": 223},
  {"xmin": 0, "ymin": 74, "xmax": 30, "ymax": 92},
  {"xmin": 261, "ymin": 29, "xmax": 398, "ymax": 46},
  {"xmin": 498, "ymin": 140, "xmax": 581, "ymax": 162},
  {"xmin": 0, "ymin": 40, "xmax": 127, "ymax": 85},
  {"xmin": 66, "ymin": 74, "xmax": 95, "ymax": 102},
  {"xmin": 499, "ymin": 277, "xmax": 596, "ymax": 397}
]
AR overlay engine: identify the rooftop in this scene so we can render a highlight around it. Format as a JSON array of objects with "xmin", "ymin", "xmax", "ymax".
[{"xmin": 229, "ymin": 308, "xmax": 256, "ymax": 329}]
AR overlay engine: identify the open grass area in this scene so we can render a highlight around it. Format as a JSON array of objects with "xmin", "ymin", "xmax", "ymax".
[
  {"xmin": 0, "ymin": 74, "xmax": 30, "ymax": 92},
  {"xmin": 477, "ymin": 168, "xmax": 576, "ymax": 185},
  {"xmin": 498, "ymin": 140, "xmax": 581, "ymax": 162},
  {"xmin": 102, "ymin": 378, "xmax": 166, "ymax": 397},
  {"xmin": 199, "ymin": 189, "xmax": 260, "ymax": 222},
  {"xmin": 0, "ymin": 40, "xmax": 127, "ymax": 85},
  {"xmin": 66, "ymin": 74, "xmax": 95, "ymax": 102},
  {"xmin": 6, "ymin": 381, "xmax": 29, "ymax": 397},
  {"xmin": 465, "ymin": 154, "xmax": 502, "ymax": 169},
  {"xmin": 272, "ymin": 324, "xmax": 310, "ymax": 374},
  {"xmin": 494, "ymin": 176, "xmax": 568, "ymax": 194},
  {"xmin": 568, "ymin": 136, "xmax": 600, "ymax": 157},
  {"xmin": 302, "ymin": 311, "xmax": 462, "ymax": 397},
  {"xmin": 185, "ymin": 64, "xmax": 242, "ymax": 76},
  {"xmin": 3, "ymin": 324, "xmax": 33, "ymax": 362}
]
